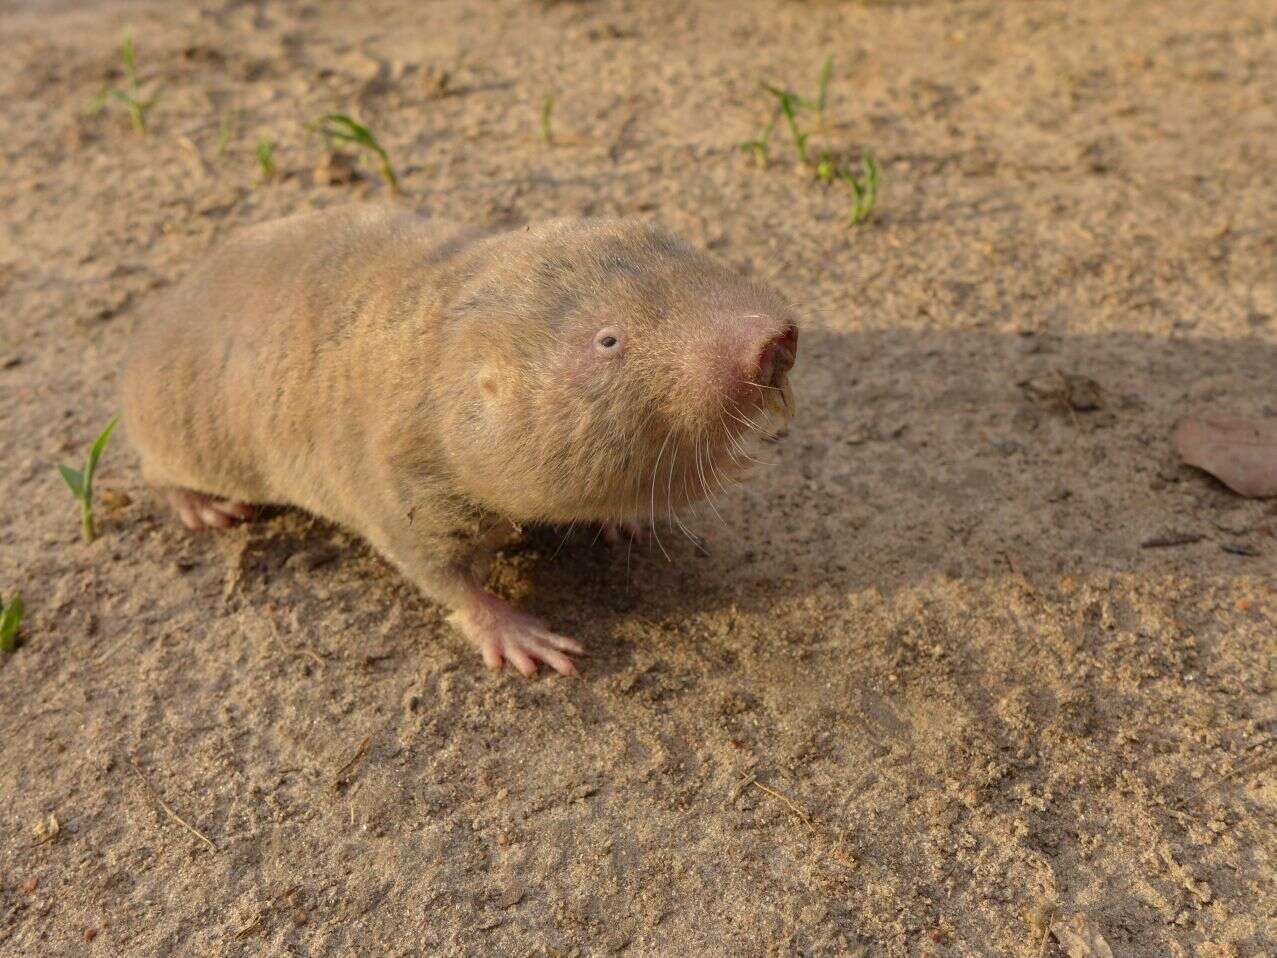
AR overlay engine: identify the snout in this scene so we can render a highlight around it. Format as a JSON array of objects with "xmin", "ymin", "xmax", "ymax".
[
  {"xmin": 753, "ymin": 324, "xmax": 798, "ymax": 389},
  {"xmin": 672, "ymin": 314, "xmax": 799, "ymax": 428}
]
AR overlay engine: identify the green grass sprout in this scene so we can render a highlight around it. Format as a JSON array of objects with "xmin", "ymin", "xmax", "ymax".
[
  {"xmin": 816, "ymin": 56, "xmax": 834, "ymax": 128},
  {"xmin": 0, "ymin": 594, "xmax": 23, "ymax": 654},
  {"xmin": 540, "ymin": 95, "xmax": 555, "ymax": 145},
  {"xmin": 216, "ymin": 114, "xmax": 235, "ymax": 155},
  {"xmin": 309, "ymin": 113, "xmax": 400, "ymax": 193},
  {"xmin": 88, "ymin": 29, "xmax": 160, "ymax": 135},
  {"xmin": 815, "ymin": 150, "xmax": 837, "ymax": 184},
  {"xmin": 838, "ymin": 150, "xmax": 880, "ymax": 226},
  {"xmin": 740, "ymin": 120, "xmax": 775, "ymax": 166},
  {"xmin": 750, "ymin": 62, "xmax": 882, "ymax": 228},
  {"xmin": 255, "ymin": 137, "xmax": 276, "ymax": 181},
  {"xmin": 56, "ymin": 415, "xmax": 120, "ymax": 544},
  {"xmin": 761, "ymin": 83, "xmax": 811, "ymax": 164}
]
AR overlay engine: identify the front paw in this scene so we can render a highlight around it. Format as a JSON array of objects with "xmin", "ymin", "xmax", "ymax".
[{"xmin": 450, "ymin": 593, "xmax": 585, "ymax": 678}]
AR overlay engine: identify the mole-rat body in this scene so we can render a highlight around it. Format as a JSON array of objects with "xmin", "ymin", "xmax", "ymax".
[{"xmin": 122, "ymin": 205, "xmax": 797, "ymax": 675}]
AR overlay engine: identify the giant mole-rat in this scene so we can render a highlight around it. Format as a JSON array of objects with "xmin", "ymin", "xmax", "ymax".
[{"xmin": 122, "ymin": 205, "xmax": 797, "ymax": 676}]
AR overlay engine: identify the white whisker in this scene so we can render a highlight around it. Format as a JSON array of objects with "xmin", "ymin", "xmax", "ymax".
[
  {"xmin": 625, "ymin": 528, "xmax": 634, "ymax": 589},
  {"xmin": 725, "ymin": 400, "xmax": 778, "ymax": 467},
  {"xmin": 710, "ymin": 416, "xmax": 740, "ymax": 496},
  {"xmin": 552, "ymin": 519, "xmax": 579, "ymax": 559},
  {"xmin": 724, "ymin": 423, "xmax": 773, "ymax": 467},
  {"xmin": 696, "ymin": 428, "xmax": 728, "ymax": 529},
  {"xmin": 740, "ymin": 380, "xmax": 785, "ymax": 394},
  {"xmin": 666, "ymin": 443, "xmax": 697, "ymax": 545},
  {"xmin": 648, "ymin": 431, "xmax": 672, "ymax": 562}
]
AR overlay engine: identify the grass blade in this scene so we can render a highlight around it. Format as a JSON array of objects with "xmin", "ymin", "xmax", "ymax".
[
  {"xmin": 310, "ymin": 113, "xmax": 399, "ymax": 193},
  {"xmin": 91, "ymin": 28, "xmax": 156, "ymax": 134},
  {"xmin": 86, "ymin": 415, "xmax": 120, "ymax": 480},
  {"xmin": 57, "ymin": 415, "xmax": 119, "ymax": 543},
  {"xmin": 255, "ymin": 138, "xmax": 276, "ymax": 181},
  {"xmin": 121, "ymin": 29, "xmax": 137, "ymax": 88},
  {"xmin": 0, "ymin": 594, "xmax": 24, "ymax": 653},
  {"xmin": 540, "ymin": 95, "xmax": 554, "ymax": 145},
  {"xmin": 761, "ymin": 83, "xmax": 810, "ymax": 163},
  {"xmin": 816, "ymin": 56, "xmax": 833, "ymax": 124},
  {"xmin": 57, "ymin": 464, "xmax": 85, "ymax": 498}
]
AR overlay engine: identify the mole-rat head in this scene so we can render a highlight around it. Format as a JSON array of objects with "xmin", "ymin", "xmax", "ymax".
[{"xmin": 442, "ymin": 219, "xmax": 798, "ymax": 526}]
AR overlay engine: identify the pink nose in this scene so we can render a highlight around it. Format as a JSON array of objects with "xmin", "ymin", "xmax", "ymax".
[{"xmin": 754, "ymin": 325, "xmax": 798, "ymax": 387}]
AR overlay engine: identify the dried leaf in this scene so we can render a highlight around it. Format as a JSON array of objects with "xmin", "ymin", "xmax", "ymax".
[
  {"xmin": 1051, "ymin": 915, "xmax": 1114, "ymax": 958},
  {"xmin": 1173, "ymin": 416, "xmax": 1277, "ymax": 498}
]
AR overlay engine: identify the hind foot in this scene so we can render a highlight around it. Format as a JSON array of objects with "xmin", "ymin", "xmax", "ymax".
[{"xmin": 164, "ymin": 488, "xmax": 255, "ymax": 531}]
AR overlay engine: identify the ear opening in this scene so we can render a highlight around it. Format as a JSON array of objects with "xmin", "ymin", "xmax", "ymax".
[{"xmin": 478, "ymin": 368, "xmax": 500, "ymax": 399}]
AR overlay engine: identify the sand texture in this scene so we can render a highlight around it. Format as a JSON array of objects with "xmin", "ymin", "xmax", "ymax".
[{"xmin": 1, "ymin": 1, "xmax": 1274, "ymax": 955}]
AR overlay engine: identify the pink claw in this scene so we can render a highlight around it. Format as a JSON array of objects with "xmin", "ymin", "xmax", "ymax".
[
  {"xmin": 601, "ymin": 520, "xmax": 645, "ymax": 545},
  {"xmin": 451, "ymin": 588, "xmax": 585, "ymax": 678},
  {"xmin": 164, "ymin": 489, "xmax": 255, "ymax": 531}
]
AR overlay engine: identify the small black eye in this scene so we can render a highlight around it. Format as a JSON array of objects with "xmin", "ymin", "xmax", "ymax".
[{"xmin": 594, "ymin": 327, "xmax": 624, "ymax": 355}]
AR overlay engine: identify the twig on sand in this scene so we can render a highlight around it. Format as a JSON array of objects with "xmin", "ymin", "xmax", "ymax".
[
  {"xmin": 233, "ymin": 883, "xmax": 302, "ymax": 940},
  {"xmin": 233, "ymin": 884, "xmax": 301, "ymax": 939},
  {"xmin": 1140, "ymin": 533, "xmax": 1204, "ymax": 549},
  {"xmin": 333, "ymin": 735, "xmax": 372, "ymax": 786},
  {"xmin": 267, "ymin": 617, "xmax": 326, "ymax": 669},
  {"xmin": 748, "ymin": 777, "xmax": 857, "ymax": 871},
  {"xmin": 97, "ymin": 629, "xmax": 140, "ymax": 664},
  {"xmin": 233, "ymin": 916, "xmax": 263, "ymax": 941},
  {"xmin": 273, "ymin": 633, "xmax": 325, "ymax": 669},
  {"xmin": 751, "ymin": 778, "xmax": 813, "ymax": 828},
  {"xmin": 1037, "ymin": 907, "xmax": 1055, "ymax": 958},
  {"xmin": 127, "ymin": 758, "xmax": 217, "ymax": 853},
  {"xmin": 1173, "ymin": 737, "xmax": 1275, "ymax": 809}
]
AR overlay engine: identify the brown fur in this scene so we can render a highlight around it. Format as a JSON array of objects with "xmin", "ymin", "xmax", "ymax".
[{"xmin": 122, "ymin": 204, "xmax": 797, "ymax": 671}]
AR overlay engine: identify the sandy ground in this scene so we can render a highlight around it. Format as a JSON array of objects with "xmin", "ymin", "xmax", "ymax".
[{"xmin": 1, "ymin": 1, "xmax": 1275, "ymax": 955}]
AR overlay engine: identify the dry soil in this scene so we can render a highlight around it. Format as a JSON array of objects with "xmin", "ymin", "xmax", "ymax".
[{"xmin": 1, "ymin": 1, "xmax": 1275, "ymax": 956}]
